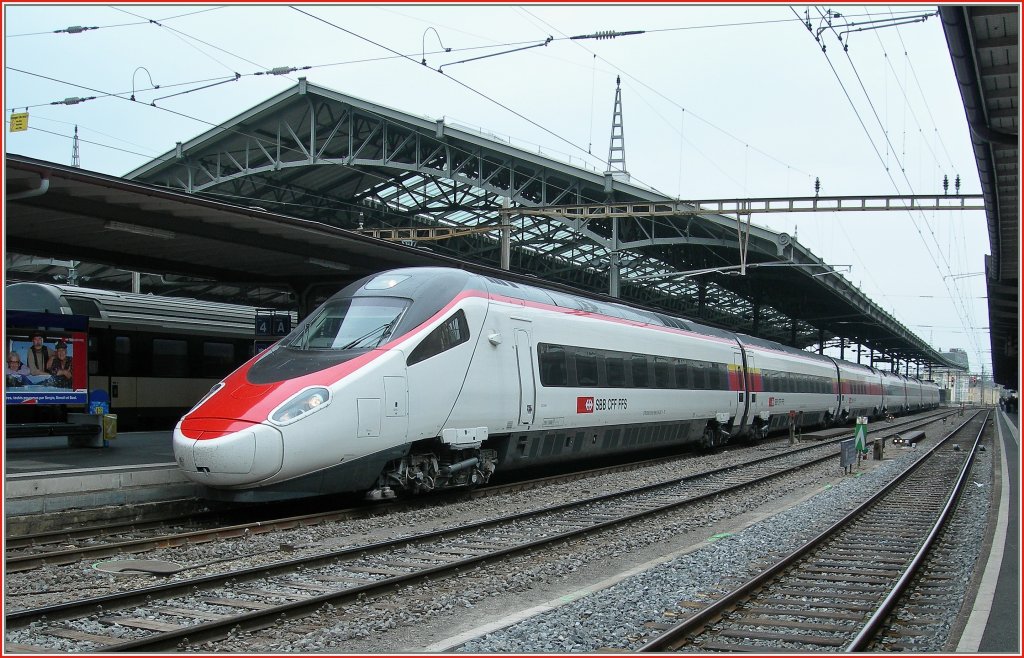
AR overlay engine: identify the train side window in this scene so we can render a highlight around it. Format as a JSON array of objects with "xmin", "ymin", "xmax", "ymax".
[
  {"xmin": 605, "ymin": 356, "xmax": 626, "ymax": 387},
  {"xmin": 695, "ymin": 362, "xmax": 711, "ymax": 390},
  {"xmin": 674, "ymin": 362, "xmax": 691, "ymax": 389},
  {"xmin": 407, "ymin": 310, "xmax": 470, "ymax": 366},
  {"xmin": 574, "ymin": 350, "xmax": 599, "ymax": 387},
  {"xmin": 153, "ymin": 338, "xmax": 189, "ymax": 378},
  {"xmin": 631, "ymin": 355, "xmax": 650, "ymax": 388},
  {"xmin": 87, "ymin": 334, "xmax": 99, "ymax": 376},
  {"xmin": 538, "ymin": 343, "xmax": 568, "ymax": 387},
  {"xmin": 711, "ymin": 363, "xmax": 728, "ymax": 390},
  {"xmin": 202, "ymin": 342, "xmax": 236, "ymax": 378},
  {"xmin": 654, "ymin": 357, "xmax": 673, "ymax": 389},
  {"xmin": 113, "ymin": 336, "xmax": 132, "ymax": 376}
]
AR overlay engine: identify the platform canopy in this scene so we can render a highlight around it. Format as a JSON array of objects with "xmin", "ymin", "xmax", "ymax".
[
  {"xmin": 940, "ymin": 5, "xmax": 1019, "ymax": 389},
  {"xmin": 9, "ymin": 76, "xmax": 961, "ymax": 374}
]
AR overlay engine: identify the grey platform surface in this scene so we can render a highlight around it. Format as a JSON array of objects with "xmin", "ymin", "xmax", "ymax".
[
  {"xmin": 5, "ymin": 431, "xmax": 175, "ymax": 474},
  {"xmin": 973, "ymin": 408, "xmax": 1020, "ymax": 653},
  {"xmin": 4, "ymin": 430, "xmax": 197, "ymax": 517}
]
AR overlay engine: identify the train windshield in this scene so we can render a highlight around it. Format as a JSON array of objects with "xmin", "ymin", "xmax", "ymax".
[{"xmin": 288, "ymin": 297, "xmax": 410, "ymax": 351}]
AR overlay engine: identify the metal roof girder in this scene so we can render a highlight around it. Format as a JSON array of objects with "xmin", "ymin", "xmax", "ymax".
[
  {"xmin": 614, "ymin": 235, "xmax": 739, "ymax": 251},
  {"xmin": 384, "ymin": 127, "xmax": 417, "ymax": 167},
  {"xmin": 350, "ymin": 119, "xmax": 383, "ymax": 163}
]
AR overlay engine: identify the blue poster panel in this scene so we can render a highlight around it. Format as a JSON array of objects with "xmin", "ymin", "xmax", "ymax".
[{"xmin": 6, "ymin": 311, "xmax": 89, "ymax": 406}]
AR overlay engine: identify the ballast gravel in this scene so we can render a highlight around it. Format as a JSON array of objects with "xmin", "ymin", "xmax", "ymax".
[{"xmin": 455, "ymin": 441, "xmax": 995, "ymax": 653}]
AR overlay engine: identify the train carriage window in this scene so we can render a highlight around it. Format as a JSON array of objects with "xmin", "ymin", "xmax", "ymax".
[
  {"xmin": 202, "ymin": 342, "xmax": 236, "ymax": 378},
  {"xmin": 674, "ymin": 362, "xmax": 692, "ymax": 389},
  {"xmin": 87, "ymin": 334, "xmax": 99, "ymax": 376},
  {"xmin": 408, "ymin": 310, "xmax": 470, "ymax": 366},
  {"xmin": 691, "ymin": 361, "xmax": 708, "ymax": 390},
  {"xmin": 653, "ymin": 357, "xmax": 674, "ymax": 389},
  {"xmin": 538, "ymin": 344, "xmax": 568, "ymax": 386},
  {"xmin": 712, "ymin": 363, "xmax": 728, "ymax": 390},
  {"xmin": 574, "ymin": 350, "xmax": 599, "ymax": 387},
  {"xmin": 631, "ymin": 355, "xmax": 650, "ymax": 388},
  {"xmin": 605, "ymin": 355, "xmax": 626, "ymax": 387},
  {"xmin": 152, "ymin": 338, "xmax": 189, "ymax": 378},
  {"xmin": 113, "ymin": 336, "xmax": 132, "ymax": 376}
]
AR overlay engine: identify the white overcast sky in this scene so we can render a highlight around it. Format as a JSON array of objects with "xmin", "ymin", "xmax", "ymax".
[{"xmin": 2, "ymin": 3, "xmax": 994, "ymax": 377}]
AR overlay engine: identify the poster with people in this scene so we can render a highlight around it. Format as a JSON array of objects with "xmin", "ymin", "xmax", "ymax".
[{"xmin": 5, "ymin": 311, "xmax": 88, "ymax": 405}]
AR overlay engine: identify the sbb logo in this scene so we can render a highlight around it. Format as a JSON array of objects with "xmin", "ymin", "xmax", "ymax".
[{"xmin": 577, "ymin": 396, "xmax": 595, "ymax": 414}]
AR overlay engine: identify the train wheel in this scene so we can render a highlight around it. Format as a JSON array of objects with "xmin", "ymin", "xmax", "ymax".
[{"xmin": 702, "ymin": 425, "xmax": 718, "ymax": 450}]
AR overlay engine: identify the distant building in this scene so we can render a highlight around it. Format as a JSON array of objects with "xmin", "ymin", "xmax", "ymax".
[{"xmin": 934, "ymin": 348, "xmax": 970, "ymax": 404}]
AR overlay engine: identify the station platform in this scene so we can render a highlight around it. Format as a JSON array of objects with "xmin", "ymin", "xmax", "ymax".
[
  {"xmin": 2, "ymin": 410, "xmax": 1019, "ymax": 652},
  {"xmin": 3, "ymin": 430, "xmax": 201, "ymax": 520}
]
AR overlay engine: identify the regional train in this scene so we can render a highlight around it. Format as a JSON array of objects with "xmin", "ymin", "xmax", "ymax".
[
  {"xmin": 5, "ymin": 282, "xmax": 292, "ymax": 430},
  {"xmin": 172, "ymin": 267, "xmax": 941, "ymax": 502}
]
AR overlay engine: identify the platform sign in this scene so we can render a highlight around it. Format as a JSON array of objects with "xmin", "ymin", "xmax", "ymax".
[
  {"xmin": 9, "ymin": 112, "xmax": 28, "ymax": 132},
  {"xmin": 255, "ymin": 314, "xmax": 273, "ymax": 337},
  {"xmin": 255, "ymin": 313, "xmax": 291, "ymax": 337},
  {"xmin": 272, "ymin": 315, "xmax": 291, "ymax": 336},
  {"xmin": 5, "ymin": 310, "xmax": 89, "ymax": 406}
]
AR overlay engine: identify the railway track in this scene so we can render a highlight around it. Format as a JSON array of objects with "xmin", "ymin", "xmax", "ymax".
[
  {"xmin": 636, "ymin": 409, "xmax": 988, "ymax": 653},
  {"xmin": 4, "ymin": 410, "xmax": 951, "ymax": 575},
  {"xmin": 5, "ymin": 412, "xmax": 927, "ymax": 653}
]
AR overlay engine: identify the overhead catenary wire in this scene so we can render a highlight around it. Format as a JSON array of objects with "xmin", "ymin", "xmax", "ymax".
[
  {"xmin": 6, "ymin": 6, "xmax": 226, "ymax": 37},
  {"xmin": 519, "ymin": 7, "xmax": 815, "ymax": 189},
  {"xmin": 795, "ymin": 6, "xmax": 985, "ymax": 366}
]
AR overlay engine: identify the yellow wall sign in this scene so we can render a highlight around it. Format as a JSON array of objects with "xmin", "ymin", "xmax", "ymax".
[{"xmin": 9, "ymin": 112, "xmax": 29, "ymax": 132}]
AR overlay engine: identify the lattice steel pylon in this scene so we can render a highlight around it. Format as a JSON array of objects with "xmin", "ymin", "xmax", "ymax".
[
  {"xmin": 71, "ymin": 125, "xmax": 80, "ymax": 168},
  {"xmin": 605, "ymin": 76, "xmax": 629, "ymax": 181}
]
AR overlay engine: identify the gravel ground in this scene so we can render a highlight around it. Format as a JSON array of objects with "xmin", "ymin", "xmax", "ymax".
[{"xmin": 453, "ymin": 437, "xmax": 995, "ymax": 653}]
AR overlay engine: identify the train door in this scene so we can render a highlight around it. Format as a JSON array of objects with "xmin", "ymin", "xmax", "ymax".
[
  {"xmin": 741, "ymin": 352, "xmax": 764, "ymax": 435},
  {"xmin": 732, "ymin": 350, "xmax": 749, "ymax": 431},
  {"xmin": 513, "ymin": 323, "xmax": 535, "ymax": 426},
  {"xmin": 108, "ymin": 333, "xmax": 138, "ymax": 424}
]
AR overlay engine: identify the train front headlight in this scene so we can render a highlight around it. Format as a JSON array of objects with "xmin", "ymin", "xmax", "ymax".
[{"xmin": 270, "ymin": 387, "xmax": 331, "ymax": 425}]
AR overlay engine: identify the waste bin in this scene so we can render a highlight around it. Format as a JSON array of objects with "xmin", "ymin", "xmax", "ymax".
[{"xmin": 102, "ymin": 414, "xmax": 117, "ymax": 441}]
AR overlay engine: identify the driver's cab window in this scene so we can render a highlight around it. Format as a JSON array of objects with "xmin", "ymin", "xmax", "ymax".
[{"xmin": 407, "ymin": 310, "xmax": 470, "ymax": 366}]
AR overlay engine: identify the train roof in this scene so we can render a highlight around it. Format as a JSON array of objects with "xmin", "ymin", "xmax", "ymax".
[{"xmin": 5, "ymin": 282, "xmax": 287, "ymax": 337}]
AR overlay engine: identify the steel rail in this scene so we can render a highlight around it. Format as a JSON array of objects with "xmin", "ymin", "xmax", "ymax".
[
  {"xmin": 4, "ymin": 410, "xmax": 951, "ymax": 572},
  {"xmin": 845, "ymin": 409, "xmax": 990, "ymax": 651},
  {"xmin": 5, "ymin": 424, "xmax": 884, "ymax": 652},
  {"xmin": 637, "ymin": 410, "xmax": 984, "ymax": 652}
]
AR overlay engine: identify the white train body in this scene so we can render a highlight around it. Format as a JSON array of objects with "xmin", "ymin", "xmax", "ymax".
[{"xmin": 172, "ymin": 267, "xmax": 940, "ymax": 502}]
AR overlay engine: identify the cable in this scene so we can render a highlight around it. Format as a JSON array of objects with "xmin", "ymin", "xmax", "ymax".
[
  {"xmin": 798, "ymin": 7, "xmax": 986, "ymax": 367},
  {"xmin": 6, "ymin": 6, "xmax": 225, "ymax": 38},
  {"xmin": 109, "ymin": 7, "xmax": 271, "ymax": 76},
  {"xmin": 6, "ymin": 68, "xmax": 240, "ymax": 111},
  {"xmin": 520, "ymin": 7, "xmax": 815, "ymax": 190}
]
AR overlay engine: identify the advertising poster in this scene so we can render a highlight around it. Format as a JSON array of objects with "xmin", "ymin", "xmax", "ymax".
[{"xmin": 5, "ymin": 311, "xmax": 89, "ymax": 406}]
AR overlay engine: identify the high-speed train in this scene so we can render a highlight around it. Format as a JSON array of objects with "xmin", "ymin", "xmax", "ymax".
[{"xmin": 172, "ymin": 267, "xmax": 940, "ymax": 501}]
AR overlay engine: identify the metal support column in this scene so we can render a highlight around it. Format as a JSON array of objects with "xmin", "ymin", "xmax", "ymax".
[{"xmin": 608, "ymin": 218, "xmax": 621, "ymax": 298}]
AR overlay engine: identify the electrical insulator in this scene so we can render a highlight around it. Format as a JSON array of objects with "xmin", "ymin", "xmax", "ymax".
[
  {"xmin": 943, "ymin": 174, "xmax": 949, "ymax": 194},
  {"xmin": 814, "ymin": 177, "xmax": 821, "ymax": 197},
  {"xmin": 955, "ymin": 174, "xmax": 961, "ymax": 193}
]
